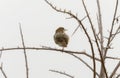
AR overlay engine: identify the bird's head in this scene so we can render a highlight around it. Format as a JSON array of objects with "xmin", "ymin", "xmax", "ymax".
[{"xmin": 55, "ymin": 27, "xmax": 67, "ymax": 33}]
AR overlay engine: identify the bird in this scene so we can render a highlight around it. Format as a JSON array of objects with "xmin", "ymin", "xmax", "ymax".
[{"xmin": 54, "ymin": 27, "xmax": 69, "ymax": 50}]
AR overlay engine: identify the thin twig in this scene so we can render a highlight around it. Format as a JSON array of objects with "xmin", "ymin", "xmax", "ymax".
[
  {"xmin": 71, "ymin": 24, "xmax": 80, "ymax": 36},
  {"xmin": 0, "ymin": 63, "xmax": 7, "ymax": 78},
  {"xmin": 116, "ymin": 15, "xmax": 120, "ymax": 19},
  {"xmin": 69, "ymin": 53, "xmax": 100, "ymax": 77},
  {"xmin": 0, "ymin": 46, "xmax": 119, "ymax": 61},
  {"xmin": 110, "ymin": 25, "xmax": 120, "ymax": 42},
  {"xmin": 116, "ymin": 74, "xmax": 120, "ymax": 78},
  {"xmin": 109, "ymin": 61, "xmax": 120, "ymax": 78},
  {"xmin": 72, "ymin": 16, "xmax": 87, "ymax": 36},
  {"xmin": 44, "ymin": 0, "xmax": 96, "ymax": 78},
  {"xmin": 0, "ymin": 46, "xmax": 100, "ymax": 77},
  {"xmin": 104, "ymin": 0, "xmax": 119, "ymax": 58},
  {"xmin": 106, "ymin": 56, "xmax": 120, "ymax": 61},
  {"xmin": 49, "ymin": 69, "xmax": 74, "ymax": 78},
  {"xmin": 81, "ymin": 0, "xmax": 105, "ymax": 78},
  {"xmin": 19, "ymin": 23, "xmax": 29, "ymax": 78},
  {"xmin": 96, "ymin": 0, "xmax": 106, "ymax": 78},
  {"xmin": 0, "ymin": 46, "xmax": 100, "ymax": 61},
  {"xmin": 114, "ymin": 15, "xmax": 120, "ymax": 23},
  {"xmin": 0, "ymin": 51, "xmax": 2, "ymax": 59},
  {"xmin": 97, "ymin": 0, "xmax": 104, "ymax": 55}
]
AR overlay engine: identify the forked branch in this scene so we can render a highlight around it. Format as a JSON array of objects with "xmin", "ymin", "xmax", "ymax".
[
  {"xmin": 45, "ymin": 0, "xmax": 96, "ymax": 77},
  {"xmin": 104, "ymin": 0, "xmax": 119, "ymax": 57}
]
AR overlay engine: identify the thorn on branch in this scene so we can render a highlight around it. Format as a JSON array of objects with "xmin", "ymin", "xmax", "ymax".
[
  {"xmin": 117, "ymin": 31, "xmax": 120, "ymax": 34},
  {"xmin": 17, "ymin": 46, "xmax": 20, "ymax": 48},
  {"xmin": 66, "ymin": 16, "xmax": 73, "ymax": 19},
  {"xmin": 69, "ymin": 10, "xmax": 71, "ymax": 13},
  {"xmin": 0, "ymin": 51, "xmax": 3, "ymax": 59},
  {"xmin": 59, "ymin": 8, "xmax": 61, "ymax": 11},
  {"xmin": 64, "ymin": 9, "xmax": 66, "ymax": 13},
  {"xmin": 115, "ymin": 15, "xmax": 120, "ymax": 23},
  {"xmin": 105, "ymin": 44, "xmax": 113, "ymax": 49},
  {"xmin": 116, "ymin": 74, "xmax": 120, "ymax": 78},
  {"xmin": 2, "ymin": 47, "xmax": 4, "ymax": 50},
  {"xmin": 116, "ymin": 18, "xmax": 119, "ymax": 23}
]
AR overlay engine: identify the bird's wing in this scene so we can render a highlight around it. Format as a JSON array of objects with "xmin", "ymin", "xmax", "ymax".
[{"xmin": 54, "ymin": 33, "xmax": 69, "ymax": 47}]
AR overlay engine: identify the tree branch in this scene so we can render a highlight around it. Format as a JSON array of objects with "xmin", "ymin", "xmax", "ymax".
[
  {"xmin": 0, "ymin": 46, "xmax": 120, "ymax": 61},
  {"xmin": 0, "ymin": 51, "xmax": 2, "ymax": 59},
  {"xmin": 104, "ymin": 0, "xmax": 119, "ymax": 58},
  {"xmin": 72, "ymin": 16, "xmax": 87, "ymax": 36},
  {"xmin": 81, "ymin": 0, "xmax": 108, "ymax": 78},
  {"xmin": 116, "ymin": 74, "xmax": 120, "ymax": 78},
  {"xmin": 110, "ymin": 25, "xmax": 120, "ymax": 42},
  {"xmin": 106, "ymin": 56, "xmax": 120, "ymax": 61},
  {"xmin": 49, "ymin": 69, "xmax": 74, "ymax": 78},
  {"xmin": 96, "ymin": 0, "xmax": 107, "ymax": 77},
  {"xmin": 109, "ymin": 61, "xmax": 120, "ymax": 78},
  {"xmin": 96, "ymin": 0, "xmax": 104, "ymax": 55},
  {"xmin": 0, "ymin": 46, "xmax": 100, "ymax": 77},
  {"xmin": 69, "ymin": 53, "xmax": 100, "ymax": 77},
  {"xmin": 0, "ymin": 63, "xmax": 7, "ymax": 78},
  {"xmin": 0, "ymin": 46, "xmax": 100, "ymax": 61},
  {"xmin": 45, "ymin": 0, "xmax": 96, "ymax": 78},
  {"xmin": 19, "ymin": 23, "xmax": 29, "ymax": 78}
]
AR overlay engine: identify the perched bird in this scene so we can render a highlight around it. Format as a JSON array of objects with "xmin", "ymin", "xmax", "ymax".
[{"xmin": 54, "ymin": 27, "xmax": 69, "ymax": 50}]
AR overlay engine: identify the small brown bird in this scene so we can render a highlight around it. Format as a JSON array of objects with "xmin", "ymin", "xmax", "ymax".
[{"xmin": 54, "ymin": 27, "xmax": 69, "ymax": 50}]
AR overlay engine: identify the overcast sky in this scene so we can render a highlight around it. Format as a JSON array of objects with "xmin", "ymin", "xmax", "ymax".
[{"xmin": 0, "ymin": 0, "xmax": 120, "ymax": 78}]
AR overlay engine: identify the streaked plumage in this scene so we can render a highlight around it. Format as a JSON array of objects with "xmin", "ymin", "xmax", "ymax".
[{"xmin": 54, "ymin": 27, "xmax": 69, "ymax": 48}]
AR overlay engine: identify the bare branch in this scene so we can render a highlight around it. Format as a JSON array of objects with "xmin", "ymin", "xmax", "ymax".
[
  {"xmin": 0, "ymin": 46, "xmax": 101, "ymax": 77},
  {"xmin": 69, "ymin": 53, "xmax": 100, "ymax": 77},
  {"xmin": 45, "ymin": 1, "xmax": 96, "ymax": 77},
  {"xmin": 71, "ymin": 24, "xmax": 80, "ymax": 36},
  {"xmin": 0, "ymin": 46, "xmax": 100, "ymax": 61},
  {"xmin": 0, "ymin": 51, "xmax": 2, "ymax": 59},
  {"xmin": 114, "ymin": 15, "xmax": 120, "ymax": 24},
  {"xmin": 116, "ymin": 74, "xmax": 120, "ymax": 78},
  {"xmin": 106, "ymin": 56, "xmax": 120, "ymax": 61},
  {"xmin": 0, "ymin": 63, "xmax": 7, "ymax": 78},
  {"xmin": 81, "ymin": 0, "xmax": 108, "ymax": 77},
  {"xmin": 49, "ymin": 69, "xmax": 74, "ymax": 78},
  {"xmin": 96, "ymin": 32, "xmax": 101, "ymax": 44},
  {"xmin": 97, "ymin": 0, "xmax": 104, "ymax": 55},
  {"xmin": 116, "ymin": 15, "xmax": 120, "ymax": 19},
  {"xmin": 19, "ymin": 23, "xmax": 29, "ymax": 78},
  {"xmin": 110, "ymin": 25, "xmax": 120, "ymax": 42},
  {"xmin": 72, "ymin": 16, "xmax": 87, "ymax": 36},
  {"xmin": 97, "ymin": 0, "xmax": 103, "ymax": 28},
  {"xmin": 109, "ymin": 61, "xmax": 120, "ymax": 78},
  {"xmin": 96, "ymin": 0, "xmax": 107, "ymax": 77},
  {"xmin": 104, "ymin": 0, "xmax": 119, "ymax": 57}
]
